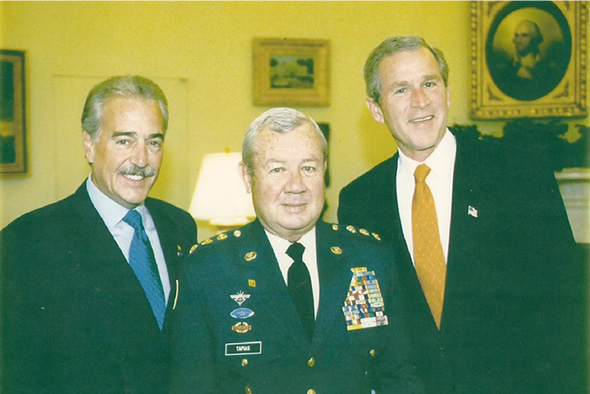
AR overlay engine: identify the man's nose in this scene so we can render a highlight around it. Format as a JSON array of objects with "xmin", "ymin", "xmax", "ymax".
[
  {"xmin": 130, "ymin": 143, "xmax": 148, "ymax": 167},
  {"xmin": 411, "ymin": 88, "xmax": 429, "ymax": 108},
  {"xmin": 285, "ymin": 170, "xmax": 306, "ymax": 193}
]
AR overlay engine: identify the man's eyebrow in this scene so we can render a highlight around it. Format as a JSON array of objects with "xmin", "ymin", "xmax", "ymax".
[
  {"xmin": 110, "ymin": 131, "xmax": 164, "ymax": 140},
  {"xmin": 424, "ymin": 74, "xmax": 442, "ymax": 81},
  {"xmin": 149, "ymin": 133, "xmax": 165, "ymax": 140},
  {"xmin": 111, "ymin": 131, "xmax": 136, "ymax": 138}
]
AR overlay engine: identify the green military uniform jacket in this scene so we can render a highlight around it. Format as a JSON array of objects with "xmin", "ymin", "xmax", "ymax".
[{"xmin": 170, "ymin": 220, "xmax": 421, "ymax": 393}]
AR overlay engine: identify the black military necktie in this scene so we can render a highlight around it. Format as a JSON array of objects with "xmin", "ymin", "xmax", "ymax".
[
  {"xmin": 286, "ymin": 242, "xmax": 314, "ymax": 339},
  {"xmin": 123, "ymin": 209, "xmax": 166, "ymax": 330}
]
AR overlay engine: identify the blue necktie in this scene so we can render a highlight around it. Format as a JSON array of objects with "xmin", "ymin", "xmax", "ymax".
[
  {"xmin": 123, "ymin": 209, "xmax": 165, "ymax": 330},
  {"xmin": 286, "ymin": 242, "xmax": 314, "ymax": 339}
]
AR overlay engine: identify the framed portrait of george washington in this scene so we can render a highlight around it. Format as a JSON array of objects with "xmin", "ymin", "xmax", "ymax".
[
  {"xmin": 253, "ymin": 38, "xmax": 330, "ymax": 107},
  {"xmin": 0, "ymin": 50, "xmax": 27, "ymax": 176},
  {"xmin": 470, "ymin": 1, "xmax": 588, "ymax": 119}
]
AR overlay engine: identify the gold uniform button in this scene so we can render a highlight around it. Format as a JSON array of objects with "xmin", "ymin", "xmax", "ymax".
[
  {"xmin": 369, "ymin": 349, "xmax": 376, "ymax": 357},
  {"xmin": 245, "ymin": 385, "xmax": 252, "ymax": 394},
  {"xmin": 307, "ymin": 389, "xmax": 316, "ymax": 394},
  {"xmin": 307, "ymin": 357, "xmax": 315, "ymax": 367},
  {"xmin": 241, "ymin": 358, "xmax": 248, "ymax": 367}
]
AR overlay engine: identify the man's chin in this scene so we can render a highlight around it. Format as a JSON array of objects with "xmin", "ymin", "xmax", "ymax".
[{"xmin": 116, "ymin": 191, "xmax": 150, "ymax": 209}]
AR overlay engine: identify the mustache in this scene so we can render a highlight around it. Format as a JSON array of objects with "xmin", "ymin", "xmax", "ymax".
[{"xmin": 119, "ymin": 165, "xmax": 156, "ymax": 178}]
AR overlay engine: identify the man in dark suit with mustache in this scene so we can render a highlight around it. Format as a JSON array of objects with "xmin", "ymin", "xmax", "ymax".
[
  {"xmin": 1, "ymin": 75, "xmax": 197, "ymax": 393},
  {"xmin": 338, "ymin": 36, "xmax": 585, "ymax": 393}
]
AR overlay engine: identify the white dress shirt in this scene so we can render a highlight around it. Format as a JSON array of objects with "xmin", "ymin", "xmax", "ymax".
[
  {"xmin": 266, "ymin": 228, "xmax": 320, "ymax": 318},
  {"xmin": 85, "ymin": 175, "xmax": 171, "ymax": 303},
  {"xmin": 396, "ymin": 130, "xmax": 457, "ymax": 265}
]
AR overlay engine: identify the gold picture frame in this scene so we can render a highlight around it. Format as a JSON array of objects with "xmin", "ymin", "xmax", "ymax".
[
  {"xmin": 253, "ymin": 38, "xmax": 330, "ymax": 107},
  {"xmin": 0, "ymin": 50, "xmax": 27, "ymax": 176},
  {"xmin": 470, "ymin": 1, "xmax": 588, "ymax": 119}
]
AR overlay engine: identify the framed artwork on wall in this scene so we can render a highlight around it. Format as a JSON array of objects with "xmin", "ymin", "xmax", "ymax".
[
  {"xmin": 470, "ymin": 1, "xmax": 588, "ymax": 119},
  {"xmin": 318, "ymin": 122, "xmax": 330, "ymax": 186},
  {"xmin": 0, "ymin": 49, "xmax": 27, "ymax": 175},
  {"xmin": 253, "ymin": 38, "xmax": 330, "ymax": 107}
]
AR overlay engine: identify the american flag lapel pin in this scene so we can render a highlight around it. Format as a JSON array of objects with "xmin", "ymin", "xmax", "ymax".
[{"xmin": 467, "ymin": 205, "xmax": 478, "ymax": 218}]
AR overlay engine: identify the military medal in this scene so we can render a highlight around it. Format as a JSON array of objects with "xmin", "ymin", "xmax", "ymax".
[{"xmin": 342, "ymin": 267, "xmax": 389, "ymax": 331}]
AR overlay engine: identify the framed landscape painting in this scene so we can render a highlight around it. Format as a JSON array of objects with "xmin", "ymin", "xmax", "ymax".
[{"xmin": 253, "ymin": 38, "xmax": 330, "ymax": 107}]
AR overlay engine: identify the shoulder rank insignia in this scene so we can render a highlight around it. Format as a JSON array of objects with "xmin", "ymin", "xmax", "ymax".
[
  {"xmin": 346, "ymin": 225, "xmax": 357, "ymax": 234},
  {"xmin": 217, "ymin": 233, "xmax": 228, "ymax": 241},
  {"xmin": 330, "ymin": 246, "xmax": 342, "ymax": 255},
  {"xmin": 342, "ymin": 267, "xmax": 388, "ymax": 331}
]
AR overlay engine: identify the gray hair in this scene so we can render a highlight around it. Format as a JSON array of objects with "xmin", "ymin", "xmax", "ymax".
[
  {"xmin": 364, "ymin": 36, "xmax": 449, "ymax": 104},
  {"xmin": 242, "ymin": 107, "xmax": 328, "ymax": 174},
  {"xmin": 81, "ymin": 75, "xmax": 168, "ymax": 140}
]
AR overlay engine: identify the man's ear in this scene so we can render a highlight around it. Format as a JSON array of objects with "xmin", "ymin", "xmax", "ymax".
[
  {"xmin": 366, "ymin": 97, "xmax": 385, "ymax": 124},
  {"xmin": 239, "ymin": 161, "xmax": 253, "ymax": 194},
  {"xmin": 82, "ymin": 131, "xmax": 95, "ymax": 164}
]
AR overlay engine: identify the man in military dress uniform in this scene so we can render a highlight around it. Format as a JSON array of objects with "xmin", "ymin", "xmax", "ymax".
[{"xmin": 170, "ymin": 108, "xmax": 420, "ymax": 393}]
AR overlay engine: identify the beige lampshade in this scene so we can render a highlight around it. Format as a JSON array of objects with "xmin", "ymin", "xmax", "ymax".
[{"xmin": 189, "ymin": 152, "xmax": 255, "ymax": 226}]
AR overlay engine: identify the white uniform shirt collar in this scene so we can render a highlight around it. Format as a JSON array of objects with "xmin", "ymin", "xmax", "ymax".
[{"xmin": 265, "ymin": 227, "xmax": 320, "ymax": 317}]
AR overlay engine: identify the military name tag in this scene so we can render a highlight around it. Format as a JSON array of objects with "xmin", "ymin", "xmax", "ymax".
[{"xmin": 225, "ymin": 341, "xmax": 262, "ymax": 356}]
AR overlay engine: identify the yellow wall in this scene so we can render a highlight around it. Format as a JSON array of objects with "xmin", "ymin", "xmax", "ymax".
[{"xmin": 1, "ymin": 1, "xmax": 588, "ymax": 241}]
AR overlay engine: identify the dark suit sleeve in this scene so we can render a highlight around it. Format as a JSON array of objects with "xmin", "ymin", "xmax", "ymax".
[
  {"xmin": 1, "ymin": 219, "xmax": 47, "ymax": 393},
  {"xmin": 484, "ymin": 139, "xmax": 585, "ymax": 391},
  {"xmin": 516, "ymin": 156, "xmax": 585, "ymax": 391}
]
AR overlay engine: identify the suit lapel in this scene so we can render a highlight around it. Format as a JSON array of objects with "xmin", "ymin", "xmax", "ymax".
[
  {"xmin": 311, "ymin": 222, "xmax": 353, "ymax": 348},
  {"xmin": 147, "ymin": 201, "xmax": 180, "ymax": 286},
  {"xmin": 240, "ymin": 221, "xmax": 309, "ymax": 344},
  {"xmin": 71, "ymin": 184, "xmax": 162, "ymax": 332},
  {"xmin": 443, "ymin": 137, "xmax": 484, "ymax": 327}
]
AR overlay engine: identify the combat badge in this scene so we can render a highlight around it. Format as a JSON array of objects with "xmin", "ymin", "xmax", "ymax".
[
  {"xmin": 232, "ymin": 322, "xmax": 252, "ymax": 334},
  {"xmin": 342, "ymin": 267, "xmax": 389, "ymax": 331}
]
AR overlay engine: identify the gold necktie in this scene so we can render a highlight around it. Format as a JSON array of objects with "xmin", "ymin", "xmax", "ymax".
[{"xmin": 412, "ymin": 164, "xmax": 446, "ymax": 330}]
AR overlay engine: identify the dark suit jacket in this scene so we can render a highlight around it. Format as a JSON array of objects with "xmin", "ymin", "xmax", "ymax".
[
  {"xmin": 338, "ymin": 133, "xmax": 586, "ymax": 393},
  {"xmin": 1, "ymin": 182, "xmax": 198, "ymax": 394},
  {"xmin": 170, "ymin": 220, "xmax": 421, "ymax": 393}
]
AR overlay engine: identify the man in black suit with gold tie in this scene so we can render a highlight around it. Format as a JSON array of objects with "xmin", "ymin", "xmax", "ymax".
[
  {"xmin": 1, "ymin": 75, "xmax": 197, "ymax": 393},
  {"xmin": 338, "ymin": 36, "xmax": 585, "ymax": 393}
]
